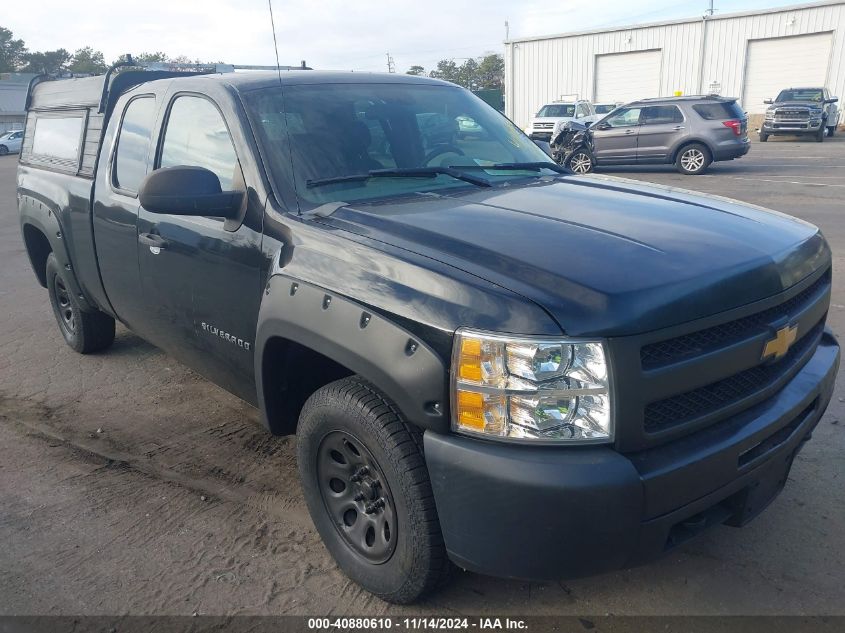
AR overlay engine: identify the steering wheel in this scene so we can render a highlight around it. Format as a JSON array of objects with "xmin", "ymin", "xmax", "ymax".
[{"xmin": 424, "ymin": 144, "xmax": 465, "ymax": 165}]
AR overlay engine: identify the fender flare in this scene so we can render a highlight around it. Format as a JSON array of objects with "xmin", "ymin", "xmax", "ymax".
[
  {"xmin": 19, "ymin": 192, "xmax": 95, "ymax": 311},
  {"xmin": 254, "ymin": 274, "xmax": 450, "ymax": 434}
]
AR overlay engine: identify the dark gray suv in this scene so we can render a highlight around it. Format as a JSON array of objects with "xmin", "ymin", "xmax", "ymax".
[{"xmin": 585, "ymin": 96, "xmax": 750, "ymax": 175}]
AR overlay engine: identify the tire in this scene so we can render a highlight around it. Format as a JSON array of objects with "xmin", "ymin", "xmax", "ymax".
[
  {"xmin": 815, "ymin": 125, "xmax": 825, "ymax": 143},
  {"xmin": 0, "ymin": 145, "xmax": 8, "ymax": 156},
  {"xmin": 759, "ymin": 132, "xmax": 769, "ymax": 142},
  {"xmin": 567, "ymin": 150, "xmax": 595, "ymax": 174},
  {"xmin": 675, "ymin": 143, "xmax": 711, "ymax": 175},
  {"xmin": 46, "ymin": 252, "xmax": 115, "ymax": 354},
  {"xmin": 827, "ymin": 126, "xmax": 836, "ymax": 137},
  {"xmin": 297, "ymin": 377, "xmax": 451, "ymax": 604}
]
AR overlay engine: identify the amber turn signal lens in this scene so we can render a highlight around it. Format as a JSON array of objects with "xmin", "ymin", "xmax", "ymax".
[
  {"xmin": 456, "ymin": 389, "xmax": 485, "ymax": 430},
  {"xmin": 458, "ymin": 337, "xmax": 483, "ymax": 382}
]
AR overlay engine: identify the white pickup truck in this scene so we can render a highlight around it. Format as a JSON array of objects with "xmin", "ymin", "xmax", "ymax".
[{"xmin": 524, "ymin": 100, "xmax": 597, "ymax": 142}]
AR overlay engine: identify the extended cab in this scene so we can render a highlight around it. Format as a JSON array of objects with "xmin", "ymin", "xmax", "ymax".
[
  {"xmin": 18, "ymin": 67, "xmax": 839, "ymax": 604},
  {"xmin": 760, "ymin": 87, "xmax": 840, "ymax": 141}
]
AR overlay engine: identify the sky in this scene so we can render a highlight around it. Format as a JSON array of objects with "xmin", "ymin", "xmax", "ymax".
[{"xmin": 7, "ymin": 0, "xmax": 807, "ymax": 73}]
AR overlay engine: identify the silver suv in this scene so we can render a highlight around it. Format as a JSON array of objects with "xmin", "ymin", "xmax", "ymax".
[{"xmin": 587, "ymin": 96, "xmax": 750, "ymax": 175}]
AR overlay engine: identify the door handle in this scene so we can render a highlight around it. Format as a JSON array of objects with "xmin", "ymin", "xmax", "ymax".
[
  {"xmin": 139, "ymin": 232, "xmax": 168, "ymax": 254},
  {"xmin": 673, "ymin": 125, "xmax": 685, "ymax": 130},
  {"xmin": 625, "ymin": 129, "xmax": 636, "ymax": 135}
]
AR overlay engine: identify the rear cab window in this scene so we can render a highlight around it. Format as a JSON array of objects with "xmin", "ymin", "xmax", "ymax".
[
  {"xmin": 693, "ymin": 102, "xmax": 745, "ymax": 120},
  {"xmin": 112, "ymin": 97, "xmax": 157, "ymax": 194}
]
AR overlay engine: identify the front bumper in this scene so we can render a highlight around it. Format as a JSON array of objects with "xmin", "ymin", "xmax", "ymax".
[
  {"xmin": 528, "ymin": 132, "xmax": 553, "ymax": 142},
  {"xmin": 425, "ymin": 329, "xmax": 839, "ymax": 581},
  {"xmin": 763, "ymin": 120, "xmax": 824, "ymax": 133}
]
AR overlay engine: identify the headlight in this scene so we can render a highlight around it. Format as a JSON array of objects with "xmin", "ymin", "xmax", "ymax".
[
  {"xmin": 451, "ymin": 329, "xmax": 613, "ymax": 443},
  {"xmin": 524, "ymin": 126, "xmax": 533, "ymax": 134},
  {"xmin": 765, "ymin": 109, "xmax": 775, "ymax": 119}
]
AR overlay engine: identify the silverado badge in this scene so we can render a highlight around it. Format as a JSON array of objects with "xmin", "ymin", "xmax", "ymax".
[{"xmin": 762, "ymin": 325, "xmax": 798, "ymax": 361}]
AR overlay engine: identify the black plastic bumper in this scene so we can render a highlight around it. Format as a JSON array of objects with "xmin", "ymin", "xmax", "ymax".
[
  {"xmin": 713, "ymin": 140, "xmax": 751, "ymax": 161},
  {"xmin": 425, "ymin": 330, "xmax": 839, "ymax": 581},
  {"xmin": 762, "ymin": 122, "xmax": 824, "ymax": 134}
]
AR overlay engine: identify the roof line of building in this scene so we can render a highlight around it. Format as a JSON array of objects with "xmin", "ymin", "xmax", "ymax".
[{"xmin": 504, "ymin": 0, "xmax": 844, "ymax": 44}]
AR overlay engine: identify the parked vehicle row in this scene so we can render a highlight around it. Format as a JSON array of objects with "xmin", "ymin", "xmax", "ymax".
[
  {"xmin": 550, "ymin": 95, "xmax": 750, "ymax": 175},
  {"xmin": 0, "ymin": 130, "xmax": 23, "ymax": 155}
]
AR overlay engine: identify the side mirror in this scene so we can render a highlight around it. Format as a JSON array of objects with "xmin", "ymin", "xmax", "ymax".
[
  {"xmin": 763, "ymin": 99, "xmax": 773, "ymax": 104},
  {"xmin": 584, "ymin": 121, "xmax": 592, "ymax": 128},
  {"xmin": 139, "ymin": 166, "xmax": 243, "ymax": 218},
  {"xmin": 533, "ymin": 139, "xmax": 553, "ymax": 157},
  {"xmin": 826, "ymin": 97, "xmax": 839, "ymax": 104},
  {"xmin": 594, "ymin": 122, "xmax": 611, "ymax": 131}
]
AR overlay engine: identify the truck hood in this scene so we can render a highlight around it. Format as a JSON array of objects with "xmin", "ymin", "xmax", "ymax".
[{"xmin": 319, "ymin": 175, "xmax": 829, "ymax": 336}]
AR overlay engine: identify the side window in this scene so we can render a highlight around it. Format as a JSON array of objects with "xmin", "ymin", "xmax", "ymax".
[
  {"xmin": 31, "ymin": 114, "xmax": 84, "ymax": 165},
  {"xmin": 576, "ymin": 104, "xmax": 589, "ymax": 118},
  {"xmin": 159, "ymin": 96, "xmax": 240, "ymax": 190},
  {"xmin": 641, "ymin": 106, "xmax": 684, "ymax": 125},
  {"xmin": 113, "ymin": 97, "xmax": 157, "ymax": 193},
  {"xmin": 604, "ymin": 107, "xmax": 642, "ymax": 127}
]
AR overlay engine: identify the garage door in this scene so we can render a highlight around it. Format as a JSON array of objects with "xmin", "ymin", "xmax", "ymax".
[
  {"xmin": 743, "ymin": 32, "xmax": 833, "ymax": 114},
  {"xmin": 594, "ymin": 50, "xmax": 661, "ymax": 103}
]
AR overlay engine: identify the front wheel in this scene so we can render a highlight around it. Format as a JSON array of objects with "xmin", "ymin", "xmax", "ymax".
[
  {"xmin": 0, "ymin": 145, "xmax": 8, "ymax": 156},
  {"xmin": 46, "ymin": 253, "xmax": 115, "ymax": 353},
  {"xmin": 815, "ymin": 125, "xmax": 825, "ymax": 142},
  {"xmin": 297, "ymin": 377, "xmax": 451, "ymax": 604},
  {"xmin": 759, "ymin": 132, "xmax": 769, "ymax": 142},
  {"xmin": 567, "ymin": 150, "xmax": 595, "ymax": 174},
  {"xmin": 675, "ymin": 143, "xmax": 711, "ymax": 175}
]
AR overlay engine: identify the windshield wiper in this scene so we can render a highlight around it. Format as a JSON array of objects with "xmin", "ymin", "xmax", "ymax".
[
  {"xmin": 306, "ymin": 167, "xmax": 491, "ymax": 189},
  {"xmin": 446, "ymin": 162, "xmax": 569, "ymax": 173}
]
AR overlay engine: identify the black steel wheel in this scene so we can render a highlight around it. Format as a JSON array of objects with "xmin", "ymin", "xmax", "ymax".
[
  {"xmin": 317, "ymin": 430, "xmax": 398, "ymax": 564},
  {"xmin": 297, "ymin": 377, "xmax": 451, "ymax": 604},
  {"xmin": 46, "ymin": 252, "xmax": 115, "ymax": 354}
]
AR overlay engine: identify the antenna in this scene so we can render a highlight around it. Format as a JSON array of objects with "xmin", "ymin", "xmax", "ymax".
[
  {"xmin": 267, "ymin": 0, "xmax": 283, "ymax": 86},
  {"xmin": 705, "ymin": 0, "xmax": 715, "ymax": 16}
]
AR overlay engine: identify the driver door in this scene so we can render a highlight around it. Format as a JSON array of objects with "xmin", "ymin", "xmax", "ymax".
[{"xmin": 590, "ymin": 106, "xmax": 641, "ymax": 163}]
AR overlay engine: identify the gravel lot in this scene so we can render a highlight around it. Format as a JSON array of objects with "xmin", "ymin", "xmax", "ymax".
[{"xmin": 2, "ymin": 136, "xmax": 845, "ymax": 617}]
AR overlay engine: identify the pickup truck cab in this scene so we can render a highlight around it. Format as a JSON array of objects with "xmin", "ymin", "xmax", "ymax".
[
  {"xmin": 18, "ymin": 67, "xmax": 839, "ymax": 604},
  {"xmin": 761, "ymin": 87, "xmax": 840, "ymax": 141}
]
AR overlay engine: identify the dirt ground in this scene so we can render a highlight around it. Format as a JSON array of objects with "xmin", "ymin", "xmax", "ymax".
[{"xmin": 2, "ymin": 137, "xmax": 845, "ymax": 616}]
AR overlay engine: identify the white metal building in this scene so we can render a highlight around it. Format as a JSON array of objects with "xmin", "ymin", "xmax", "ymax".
[{"xmin": 504, "ymin": 0, "xmax": 845, "ymax": 127}]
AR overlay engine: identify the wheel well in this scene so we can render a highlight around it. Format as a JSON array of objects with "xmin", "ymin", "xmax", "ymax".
[
  {"xmin": 261, "ymin": 337, "xmax": 355, "ymax": 436},
  {"xmin": 672, "ymin": 140, "xmax": 712, "ymax": 163},
  {"xmin": 22, "ymin": 224, "xmax": 52, "ymax": 288}
]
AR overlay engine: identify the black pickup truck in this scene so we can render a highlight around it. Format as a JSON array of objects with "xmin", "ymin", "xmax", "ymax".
[{"xmin": 18, "ymin": 67, "xmax": 839, "ymax": 604}]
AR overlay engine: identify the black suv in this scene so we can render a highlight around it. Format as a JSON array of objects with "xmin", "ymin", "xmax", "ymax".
[{"xmin": 17, "ymin": 68, "xmax": 838, "ymax": 603}]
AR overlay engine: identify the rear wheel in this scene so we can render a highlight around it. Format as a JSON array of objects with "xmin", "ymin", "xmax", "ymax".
[
  {"xmin": 46, "ymin": 253, "xmax": 115, "ymax": 354},
  {"xmin": 827, "ymin": 125, "xmax": 836, "ymax": 137},
  {"xmin": 567, "ymin": 150, "xmax": 595, "ymax": 174},
  {"xmin": 297, "ymin": 377, "xmax": 451, "ymax": 604},
  {"xmin": 675, "ymin": 143, "xmax": 711, "ymax": 175}
]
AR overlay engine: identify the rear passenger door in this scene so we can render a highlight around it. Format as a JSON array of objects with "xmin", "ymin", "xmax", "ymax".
[
  {"xmin": 636, "ymin": 105, "xmax": 686, "ymax": 162},
  {"xmin": 136, "ymin": 93, "xmax": 264, "ymax": 402}
]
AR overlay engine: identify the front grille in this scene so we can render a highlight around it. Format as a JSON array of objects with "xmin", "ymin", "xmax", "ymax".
[
  {"xmin": 641, "ymin": 271, "xmax": 830, "ymax": 369},
  {"xmin": 535, "ymin": 123, "xmax": 554, "ymax": 129},
  {"xmin": 643, "ymin": 320, "xmax": 824, "ymax": 433},
  {"xmin": 775, "ymin": 109, "xmax": 809, "ymax": 120}
]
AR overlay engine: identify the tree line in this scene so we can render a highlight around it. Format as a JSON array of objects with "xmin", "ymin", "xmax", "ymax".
[
  {"xmin": 0, "ymin": 26, "xmax": 209, "ymax": 75},
  {"xmin": 406, "ymin": 54, "xmax": 504, "ymax": 91}
]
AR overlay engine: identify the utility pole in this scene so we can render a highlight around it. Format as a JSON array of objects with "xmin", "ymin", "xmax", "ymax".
[
  {"xmin": 705, "ymin": 0, "xmax": 715, "ymax": 16},
  {"xmin": 505, "ymin": 21, "xmax": 510, "ymax": 41},
  {"xmin": 386, "ymin": 53, "xmax": 395, "ymax": 73}
]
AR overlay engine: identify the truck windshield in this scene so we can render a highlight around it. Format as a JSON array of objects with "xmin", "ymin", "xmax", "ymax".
[
  {"xmin": 775, "ymin": 89, "xmax": 824, "ymax": 102},
  {"xmin": 244, "ymin": 83, "xmax": 555, "ymax": 209},
  {"xmin": 536, "ymin": 104, "xmax": 576, "ymax": 117}
]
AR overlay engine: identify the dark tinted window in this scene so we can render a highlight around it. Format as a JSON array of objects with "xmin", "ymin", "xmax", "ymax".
[
  {"xmin": 160, "ymin": 96, "xmax": 239, "ymax": 190},
  {"xmin": 594, "ymin": 104, "xmax": 616, "ymax": 114},
  {"xmin": 31, "ymin": 115, "xmax": 84, "ymax": 161},
  {"xmin": 113, "ymin": 97, "xmax": 156, "ymax": 193},
  {"xmin": 641, "ymin": 105, "xmax": 683, "ymax": 125},
  {"xmin": 693, "ymin": 101, "xmax": 745, "ymax": 120},
  {"xmin": 537, "ymin": 104, "xmax": 576, "ymax": 117}
]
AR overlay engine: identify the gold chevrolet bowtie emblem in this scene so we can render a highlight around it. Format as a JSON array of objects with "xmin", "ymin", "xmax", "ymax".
[{"xmin": 762, "ymin": 325, "xmax": 798, "ymax": 360}]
